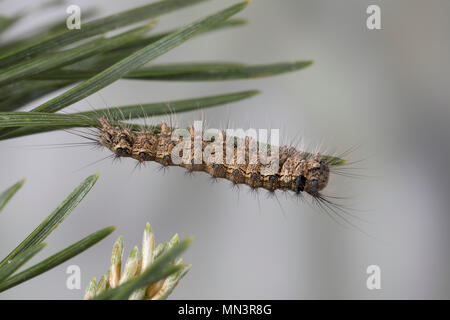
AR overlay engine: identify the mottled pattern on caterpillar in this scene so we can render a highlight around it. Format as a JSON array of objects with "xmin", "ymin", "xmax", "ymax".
[{"xmin": 98, "ymin": 118, "xmax": 332, "ymax": 197}]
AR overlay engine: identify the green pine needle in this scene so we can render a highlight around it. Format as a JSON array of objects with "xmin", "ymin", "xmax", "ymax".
[
  {"xmin": 0, "ymin": 243, "xmax": 47, "ymax": 283},
  {"xmin": 0, "ymin": 0, "xmax": 208, "ymax": 68},
  {"xmin": 0, "ymin": 226, "xmax": 116, "ymax": 292},
  {"xmin": 33, "ymin": 61, "xmax": 313, "ymax": 81},
  {"xmin": 0, "ymin": 24, "xmax": 156, "ymax": 87},
  {"xmin": 0, "ymin": 90, "xmax": 260, "ymax": 139},
  {"xmin": 0, "ymin": 174, "xmax": 99, "ymax": 269},
  {"xmin": 0, "ymin": 178, "xmax": 25, "ymax": 212}
]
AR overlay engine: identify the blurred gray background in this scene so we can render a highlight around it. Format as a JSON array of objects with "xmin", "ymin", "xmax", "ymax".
[{"xmin": 1, "ymin": 0, "xmax": 450, "ymax": 299}]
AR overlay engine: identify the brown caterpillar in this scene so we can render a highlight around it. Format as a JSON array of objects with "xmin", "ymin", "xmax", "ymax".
[{"xmin": 97, "ymin": 117, "xmax": 332, "ymax": 197}]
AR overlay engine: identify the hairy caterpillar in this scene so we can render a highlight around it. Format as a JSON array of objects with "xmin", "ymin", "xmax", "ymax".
[
  {"xmin": 56, "ymin": 111, "xmax": 362, "ymax": 229},
  {"xmin": 96, "ymin": 117, "xmax": 337, "ymax": 198}
]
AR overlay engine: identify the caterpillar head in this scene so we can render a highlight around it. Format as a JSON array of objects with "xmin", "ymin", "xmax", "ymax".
[
  {"xmin": 302, "ymin": 155, "xmax": 330, "ymax": 195},
  {"xmin": 280, "ymin": 152, "xmax": 330, "ymax": 196}
]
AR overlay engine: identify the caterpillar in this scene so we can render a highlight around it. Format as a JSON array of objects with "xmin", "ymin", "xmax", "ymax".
[
  {"xmin": 59, "ymin": 112, "xmax": 362, "ymax": 230},
  {"xmin": 96, "ymin": 117, "xmax": 338, "ymax": 198}
]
